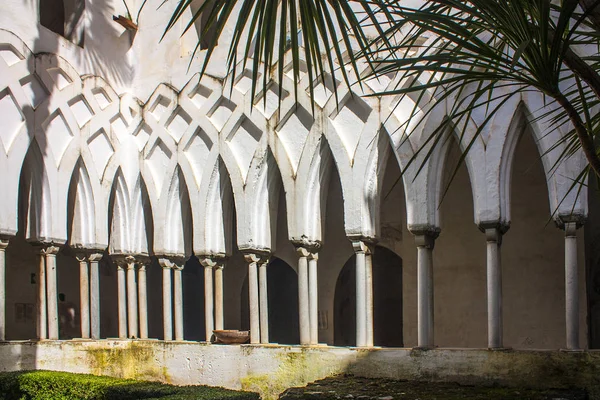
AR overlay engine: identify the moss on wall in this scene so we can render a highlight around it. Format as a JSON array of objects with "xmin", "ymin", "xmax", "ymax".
[
  {"xmin": 86, "ymin": 342, "xmax": 165, "ymax": 381},
  {"xmin": 240, "ymin": 349, "xmax": 358, "ymax": 400}
]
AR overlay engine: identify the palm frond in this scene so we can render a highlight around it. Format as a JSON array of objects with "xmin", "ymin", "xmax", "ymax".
[{"xmin": 165, "ymin": 0, "xmax": 385, "ymax": 111}]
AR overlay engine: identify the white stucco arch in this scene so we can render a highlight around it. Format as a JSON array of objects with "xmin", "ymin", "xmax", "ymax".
[
  {"xmin": 67, "ymin": 158, "xmax": 96, "ymax": 248},
  {"xmin": 195, "ymin": 157, "xmax": 234, "ymax": 257},
  {"xmin": 20, "ymin": 140, "xmax": 54, "ymax": 243}
]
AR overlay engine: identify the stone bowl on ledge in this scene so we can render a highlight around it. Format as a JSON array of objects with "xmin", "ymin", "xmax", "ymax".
[{"xmin": 212, "ymin": 330, "xmax": 250, "ymax": 344}]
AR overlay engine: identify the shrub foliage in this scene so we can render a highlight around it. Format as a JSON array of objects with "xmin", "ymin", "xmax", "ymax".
[{"xmin": 0, "ymin": 371, "xmax": 259, "ymax": 400}]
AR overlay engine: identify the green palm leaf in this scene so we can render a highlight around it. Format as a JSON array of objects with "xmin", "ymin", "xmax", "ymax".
[{"xmin": 164, "ymin": 0, "xmax": 381, "ymax": 112}]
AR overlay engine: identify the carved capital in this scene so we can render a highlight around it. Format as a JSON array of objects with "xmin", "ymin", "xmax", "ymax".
[
  {"xmin": 112, "ymin": 254, "xmax": 133, "ymax": 269},
  {"xmin": 291, "ymin": 238, "xmax": 321, "ymax": 253},
  {"xmin": 75, "ymin": 248, "xmax": 105, "ymax": 263},
  {"xmin": 352, "ymin": 240, "xmax": 368, "ymax": 254},
  {"xmin": 242, "ymin": 251, "xmax": 270, "ymax": 265},
  {"xmin": 41, "ymin": 245, "xmax": 60, "ymax": 257},
  {"xmin": 414, "ymin": 233, "xmax": 436, "ymax": 249},
  {"xmin": 89, "ymin": 253, "xmax": 103, "ymax": 263},
  {"xmin": 199, "ymin": 255, "xmax": 226, "ymax": 269},
  {"xmin": 557, "ymin": 214, "xmax": 585, "ymax": 231},
  {"xmin": 158, "ymin": 258, "xmax": 174, "ymax": 269},
  {"xmin": 173, "ymin": 263, "xmax": 184, "ymax": 271},
  {"xmin": 0, "ymin": 238, "xmax": 9, "ymax": 251},
  {"xmin": 136, "ymin": 255, "xmax": 152, "ymax": 272},
  {"xmin": 125, "ymin": 255, "xmax": 136, "ymax": 270},
  {"xmin": 308, "ymin": 252, "xmax": 319, "ymax": 261},
  {"xmin": 408, "ymin": 224, "xmax": 441, "ymax": 239},
  {"xmin": 296, "ymin": 246, "xmax": 310, "ymax": 258},
  {"xmin": 565, "ymin": 222, "xmax": 578, "ymax": 238},
  {"xmin": 158, "ymin": 255, "xmax": 185, "ymax": 270},
  {"xmin": 292, "ymin": 239, "xmax": 321, "ymax": 260},
  {"xmin": 478, "ymin": 221, "xmax": 510, "ymax": 236},
  {"xmin": 348, "ymin": 234, "xmax": 377, "ymax": 254},
  {"xmin": 484, "ymin": 228, "xmax": 503, "ymax": 245},
  {"xmin": 136, "ymin": 254, "xmax": 152, "ymax": 265}
]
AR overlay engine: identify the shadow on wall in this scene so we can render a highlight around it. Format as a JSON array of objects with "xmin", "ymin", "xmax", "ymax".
[
  {"xmin": 36, "ymin": 0, "xmax": 134, "ymax": 89},
  {"xmin": 78, "ymin": 0, "xmax": 134, "ymax": 89},
  {"xmin": 4, "ymin": 0, "xmax": 132, "ymax": 357},
  {"xmin": 334, "ymin": 246, "xmax": 403, "ymax": 347}
]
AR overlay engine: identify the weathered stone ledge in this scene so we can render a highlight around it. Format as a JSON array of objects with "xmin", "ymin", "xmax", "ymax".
[{"xmin": 0, "ymin": 341, "xmax": 599, "ymax": 399}]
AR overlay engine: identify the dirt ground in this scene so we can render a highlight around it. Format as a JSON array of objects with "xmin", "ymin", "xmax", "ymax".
[{"xmin": 279, "ymin": 375, "xmax": 589, "ymax": 400}]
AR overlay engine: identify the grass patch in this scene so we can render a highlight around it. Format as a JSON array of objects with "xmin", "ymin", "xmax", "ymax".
[{"xmin": 0, "ymin": 370, "xmax": 260, "ymax": 400}]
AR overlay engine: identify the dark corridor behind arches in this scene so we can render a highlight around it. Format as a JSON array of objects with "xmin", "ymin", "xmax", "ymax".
[
  {"xmin": 241, "ymin": 258, "xmax": 300, "ymax": 344},
  {"xmin": 334, "ymin": 246, "xmax": 403, "ymax": 347}
]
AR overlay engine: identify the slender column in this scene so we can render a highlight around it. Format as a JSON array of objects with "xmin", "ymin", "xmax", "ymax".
[
  {"xmin": 365, "ymin": 244, "xmax": 374, "ymax": 347},
  {"xmin": 258, "ymin": 260, "xmax": 269, "ymax": 344},
  {"xmin": 76, "ymin": 253, "xmax": 90, "ymax": 339},
  {"xmin": 138, "ymin": 261, "xmax": 148, "ymax": 339},
  {"xmin": 200, "ymin": 258, "xmax": 215, "ymax": 342},
  {"xmin": 308, "ymin": 251, "xmax": 319, "ymax": 345},
  {"xmin": 296, "ymin": 247, "xmax": 310, "ymax": 345},
  {"xmin": 89, "ymin": 253, "xmax": 102, "ymax": 340},
  {"xmin": 45, "ymin": 246, "xmax": 60, "ymax": 340},
  {"xmin": 173, "ymin": 264, "xmax": 184, "ymax": 341},
  {"xmin": 116, "ymin": 260, "xmax": 127, "ymax": 339},
  {"xmin": 352, "ymin": 241, "xmax": 367, "ymax": 347},
  {"xmin": 564, "ymin": 221, "xmax": 580, "ymax": 350},
  {"xmin": 414, "ymin": 232, "xmax": 437, "ymax": 349},
  {"xmin": 483, "ymin": 226, "xmax": 505, "ymax": 349},
  {"xmin": 214, "ymin": 263, "xmax": 225, "ymax": 331},
  {"xmin": 125, "ymin": 256, "xmax": 138, "ymax": 338},
  {"xmin": 0, "ymin": 239, "xmax": 8, "ymax": 341},
  {"xmin": 37, "ymin": 247, "xmax": 47, "ymax": 340},
  {"xmin": 159, "ymin": 259, "xmax": 173, "ymax": 341},
  {"xmin": 243, "ymin": 253, "xmax": 267, "ymax": 344}
]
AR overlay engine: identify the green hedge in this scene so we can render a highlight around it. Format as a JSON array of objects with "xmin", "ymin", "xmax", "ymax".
[{"xmin": 0, "ymin": 371, "xmax": 260, "ymax": 400}]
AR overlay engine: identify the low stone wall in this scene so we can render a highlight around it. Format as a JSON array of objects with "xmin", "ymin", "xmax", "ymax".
[{"xmin": 1, "ymin": 341, "xmax": 599, "ymax": 399}]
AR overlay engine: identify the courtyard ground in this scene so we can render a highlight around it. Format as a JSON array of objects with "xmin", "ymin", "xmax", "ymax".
[{"xmin": 279, "ymin": 376, "xmax": 589, "ymax": 400}]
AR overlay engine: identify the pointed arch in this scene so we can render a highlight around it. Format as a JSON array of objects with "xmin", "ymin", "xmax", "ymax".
[
  {"xmin": 108, "ymin": 169, "xmax": 131, "ymax": 254},
  {"xmin": 131, "ymin": 176, "xmax": 153, "ymax": 255},
  {"xmin": 361, "ymin": 129, "xmax": 393, "ymax": 239},
  {"xmin": 424, "ymin": 128, "xmax": 455, "ymax": 230},
  {"xmin": 499, "ymin": 101, "xmax": 588, "ymax": 223},
  {"xmin": 161, "ymin": 166, "xmax": 193, "ymax": 257},
  {"xmin": 19, "ymin": 140, "xmax": 52, "ymax": 242},
  {"xmin": 203, "ymin": 158, "xmax": 234, "ymax": 256},
  {"xmin": 250, "ymin": 149, "xmax": 283, "ymax": 251},
  {"xmin": 498, "ymin": 103, "xmax": 529, "ymax": 224},
  {"xmin": 67, "ymin": 158, "xmax": 95, "ymax": 247},
  {"xmin": 302, "ymin": 137, "xmax": 334, "ymax": 242}
]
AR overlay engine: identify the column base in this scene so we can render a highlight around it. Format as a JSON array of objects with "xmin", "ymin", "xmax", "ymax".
[
  {"xmin": 412, "ymin": 346, "xmax": 435, "ymax": 351},
  {"xmin": 488, "ymin": 347, "xmax": 512, "ymax": 351},
  {"xmin": 559, "ymin": 348, "xmax": 584, "ymax": 353}
]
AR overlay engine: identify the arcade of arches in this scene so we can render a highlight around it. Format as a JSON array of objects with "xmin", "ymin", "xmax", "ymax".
[
  {"xmin": 1, "ymin": 130, "xmax": 597, "ymax": 350},
  {"xmin": 0, "ymin": 23, "xmax": 597, "ymax": 353}
]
